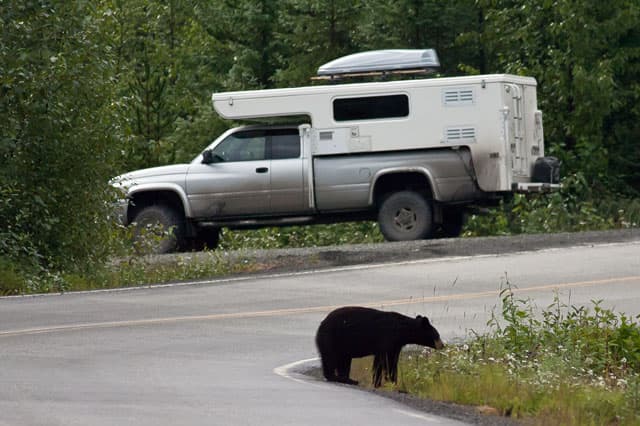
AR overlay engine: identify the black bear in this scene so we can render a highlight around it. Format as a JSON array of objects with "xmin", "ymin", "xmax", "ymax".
[{"xmin": 315, "ymin": 306, "xmax": 443, "ymax": 387}]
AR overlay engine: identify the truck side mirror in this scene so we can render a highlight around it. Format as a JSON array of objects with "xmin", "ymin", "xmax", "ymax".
[
  {"xmin": 202, "ymin": 150, "xmax": 214, "ymax": 164},
  {"xmin": 202, "ymin": 149, "xmax": 223, "ymax": 164}
]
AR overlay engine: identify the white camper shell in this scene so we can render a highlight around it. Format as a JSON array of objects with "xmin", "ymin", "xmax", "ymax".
[{"xmin": 213, "ymin": 73, "xmax": 546, "ymax": 193}]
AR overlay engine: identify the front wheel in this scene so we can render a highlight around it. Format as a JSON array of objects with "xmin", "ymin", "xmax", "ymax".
[
  {"xmin": 377, "ymin": 191, "xmax": 433, "ymax": 241},
  {"xmin": 131, "ymin": 204, "xmax": 184, "ymax": 254}
]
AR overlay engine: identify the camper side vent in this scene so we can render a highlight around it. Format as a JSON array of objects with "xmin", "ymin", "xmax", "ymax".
[
  {"xmin": 445, "ymin": 126, "xmax": 476, "ymax": 142},
  {"xmin": 319, "ymin": 131, "xmax": 333, "ymax": 141},
  {"xmin": 442, "ymin": 88, "xmax": 474, "ymax": 106}
]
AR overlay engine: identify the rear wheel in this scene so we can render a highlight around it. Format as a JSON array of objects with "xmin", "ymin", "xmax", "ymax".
[
  {"xmin": 131, "ymin": 204, "xmax": 184, "ymax": 254},
  {"xmin": 377, "ymin": 191, "xmax": 433, "ymax": 241},
  {"xmin": 189, "ymin": 227, "xmax": 221, "ymax": 251}
]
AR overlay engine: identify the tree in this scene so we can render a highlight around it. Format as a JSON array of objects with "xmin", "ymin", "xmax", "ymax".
[
  {"xmin": 471, "ymin": 0, "xmax": 640, "ymax": 191},
  {"xmin": 274, "ymin": 0, "xmax": 363, "ymax": 86},
  {"xmin": 103, "ymin": 0, "xmax": 232, "ymax": 169},
  {"xmin": 355, "ymin": 0, "xmax": 481, "ymax": 75},
  {"xmin": 0, "ymin": 0, "xmax": 123, "ymax": 274},
  {"xmin": 199, "ymin": 0, "xmax": 281, "ymax": 90}
]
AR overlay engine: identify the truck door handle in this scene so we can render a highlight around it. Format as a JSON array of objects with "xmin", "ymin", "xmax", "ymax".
[{"xmin": 255, "ymin": 167, "xmax": 269, "ymax": 173}]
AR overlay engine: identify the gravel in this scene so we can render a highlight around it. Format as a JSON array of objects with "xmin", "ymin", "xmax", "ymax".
[{"xmin": 166, "ymin": 228, "xmax": 640, "ymax": 278}]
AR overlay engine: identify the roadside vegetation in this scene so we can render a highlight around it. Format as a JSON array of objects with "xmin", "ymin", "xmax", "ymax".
[{"xmin": 350, "ymin": 281, "xmax": 640, "ymax": 425}]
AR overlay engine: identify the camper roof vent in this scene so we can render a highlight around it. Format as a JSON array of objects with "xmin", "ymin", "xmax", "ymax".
[{"xmin": 315, "ymin": 49, "xmax": 439, "ymax": 80}]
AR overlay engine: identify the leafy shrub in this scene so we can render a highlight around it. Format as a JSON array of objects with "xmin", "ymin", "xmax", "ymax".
[
  {"xmin": 465, "ymin": 173, "xmax": 640, "ymax": 236},
  {"xmin": 0, "ymin": 257, "xmax": 25, "ymax": 296},
  {"xmin": 385, "ymin": 280, "xmax": 640, "ymax": 424},
  {"xmin": 0, "ymin": 2, "xmax": 124, "ymax": 278}
]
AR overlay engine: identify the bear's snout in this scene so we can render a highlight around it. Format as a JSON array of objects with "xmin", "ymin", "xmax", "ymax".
[{"xmin": 434, "ymin": 338, "xmax": 444, "ymax": 350}]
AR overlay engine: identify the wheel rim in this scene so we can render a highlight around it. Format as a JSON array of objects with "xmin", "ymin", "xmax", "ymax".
[
  {"xmin": 393, "ymin": 207, "xmax": 417, "ymax": 231},
  {"xmin": 132, "ymin": 210, "xmax": 178, "ymax": 254}
]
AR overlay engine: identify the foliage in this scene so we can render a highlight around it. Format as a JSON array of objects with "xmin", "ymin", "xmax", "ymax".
[
  {"xmin": 1, "ymin": 1, "xmax": 639, "ymax": 291},
  {"xmin": 465, "ymin": 173, "xmax": 640, "ymax": 236},
  {"xmin": 473, "ymin": 0, "xmax": 640, "ymax": 191},
  {"xmin": 219, "ymin": 222, "xmax": 384, "ymax": 251},
  {"xmin": 0, "ymin": 1, "xmax": 123, "ymax": 277},
  {"xmin": 355, "ymin": 0, "xmax": 482, "ymax": 75},
  {"xmin": 351, "ymin": 281, "xmax": 640, "ymax": 424},
  {"xmin": 273, "ymin": 0, "xmax": 364, "ymax": 86},
  {"xmin": 104, "ymin": 0, "xmax": 229, "ymax": 169}
]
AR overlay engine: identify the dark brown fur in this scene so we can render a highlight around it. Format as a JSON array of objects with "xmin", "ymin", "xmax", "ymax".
[{"xmin": 315, "ymin": 306, "xmax": 443, "ymax": 387}]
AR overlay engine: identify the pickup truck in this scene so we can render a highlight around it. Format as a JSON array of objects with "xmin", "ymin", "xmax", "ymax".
[
  {"xmin": 112, "ymin": 50, "xmax": 560, "ymax": 253},
  {"xmin": 112, "ymin": 123, "xmax": 486, "ymax": 252}
]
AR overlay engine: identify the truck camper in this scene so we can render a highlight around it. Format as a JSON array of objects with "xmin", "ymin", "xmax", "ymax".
[{"xmin": 113, "ymin": 50, "xmax": 560, "ymax": 253}]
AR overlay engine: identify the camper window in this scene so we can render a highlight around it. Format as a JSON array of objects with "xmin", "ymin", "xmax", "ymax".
[{"xmin": 333, "ymin": 94, "xmax": 409, "ymax": 122}]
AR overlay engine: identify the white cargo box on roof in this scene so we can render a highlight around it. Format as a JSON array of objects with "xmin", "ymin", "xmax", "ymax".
[
  {"xmin": 316, "ymin": 49, "xmax": 440, "ymax": 78},
  {"xmin": 212, "ymin": 52, "xmax": 545, "ymax": 193}
]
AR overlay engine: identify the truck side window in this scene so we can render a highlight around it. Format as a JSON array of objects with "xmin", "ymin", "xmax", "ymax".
[
  {"xmin": 212, "ymin": 131, "xmax": 267, "ymax": 162},
  {"xmin": 333, "ymin": 94, "xmax": 409, "ymax": 122},
  {"xmin": 270, "ymin": 130, "xmax": 301, "ymax": 159}
]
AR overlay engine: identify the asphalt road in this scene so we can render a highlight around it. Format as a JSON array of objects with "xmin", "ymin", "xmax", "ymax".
[{"xmin": 1, "ymin": 231, "xmax": 639, "ymax": 425}]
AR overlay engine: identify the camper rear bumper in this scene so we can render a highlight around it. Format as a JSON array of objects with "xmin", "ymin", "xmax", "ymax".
[{"xmin": 513, "ymin": 182, "xmax": 561, "ymax": 193}]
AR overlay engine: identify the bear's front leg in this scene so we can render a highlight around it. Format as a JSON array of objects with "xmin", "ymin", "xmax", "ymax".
[{"xmin": 336, "ymin": 356, "xmax": 358, "ymax": 385}]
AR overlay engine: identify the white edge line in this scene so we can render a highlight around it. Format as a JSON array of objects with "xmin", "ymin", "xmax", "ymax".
[
  {"xmin": 3, "ymin": 240, "xmax": 639, "ymax": 300},
  {"xmin": 274, "ymin": 357, "xmax": 461, "ymax": 424},
  {"xmin": 273, "ymin": 357, "xmax": 322, "ymax": 387},
  {"xmin": 393, "ymin": 409, "xmax": 446, "ymax": 423}
]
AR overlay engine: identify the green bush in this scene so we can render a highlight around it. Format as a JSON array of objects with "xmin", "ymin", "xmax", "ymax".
[
  {"xmin": 465, "ymin": 173, "xmax": 640, "ymax": 237},
  {"xmin": 385, "ymin": 281, "xmax": 640, "ymax": 424},
  {"xmin": 0, "ymin": 257, "xmax": 25, "ymax": 296},
  {"xmin": 0, "ymin": 2, "xmax": 124, "ymax": 278}
]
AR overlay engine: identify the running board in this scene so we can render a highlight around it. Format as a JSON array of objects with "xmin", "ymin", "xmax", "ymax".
[{"xmin": 198, "ymin": 216, "xmax": 316, "ymax": 230}]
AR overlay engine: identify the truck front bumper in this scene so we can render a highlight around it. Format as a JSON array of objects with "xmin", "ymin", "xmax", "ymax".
[{"xmin": 112, "ymin": 198, "xmax": 130, "ymax": 225}]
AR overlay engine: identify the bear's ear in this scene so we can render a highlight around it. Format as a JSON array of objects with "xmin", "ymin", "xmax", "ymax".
[{"xmin": 418, "ymin": 316, "xmax": 431, "ymax": 327}]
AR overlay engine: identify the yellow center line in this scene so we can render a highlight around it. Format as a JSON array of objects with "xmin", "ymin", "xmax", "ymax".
[{"xmin": 1, "ymin": 275, "xmax": 638, "ymax": 338}]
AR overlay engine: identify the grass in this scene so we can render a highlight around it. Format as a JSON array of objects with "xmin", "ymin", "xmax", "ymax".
[
  {"xmin": 0, "ymin": 250, "xmax": 270, "ymax": 295},
  {"xmin": 218, "ymin": 221, "xmax": 384, "ymax": 250},
  {"xmin": 350, "ymin": 282, "xmax": 640, "ymax": 425}
]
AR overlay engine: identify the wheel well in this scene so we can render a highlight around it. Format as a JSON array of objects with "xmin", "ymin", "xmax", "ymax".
[
  {"xmin": 127, "ymin": 191, "xmax": 185, "ymax": 224},
  {"xmin": 373, "ymin": 172, "xmax": 433, "ymax": 206}
]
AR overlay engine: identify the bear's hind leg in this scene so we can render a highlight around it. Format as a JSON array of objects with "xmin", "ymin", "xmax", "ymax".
[
  {"xmin": 388, "ymin": 348, "xmax": 401, "ymax": 383},
  {"xmin": 372, "ymin": 354, "xmax": 384, "ymax": 387}
]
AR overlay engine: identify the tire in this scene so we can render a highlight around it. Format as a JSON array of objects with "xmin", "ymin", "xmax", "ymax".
[
  {"xmin": 189, "ymin": 227, "xmax": 221, "ymax": 251},
  {"xmin": 377, "ymin": 191, "xmax": 433, "ymax": 241},
  {"xmin": 438, "ymin": 208, "xmax": 465, "ymax": 238},
  {"xmin": 131, "ymin": 204, "xmax": 184, "ymax": 254}
]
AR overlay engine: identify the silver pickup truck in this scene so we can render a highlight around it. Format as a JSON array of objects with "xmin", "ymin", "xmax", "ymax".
[
  {"xmin": 113, "ymin": 52, "xmax": 561, "ymax": 253},
  {"xmin": 112, "ymin": 124, "xmax": 487, "ymax": 253}
]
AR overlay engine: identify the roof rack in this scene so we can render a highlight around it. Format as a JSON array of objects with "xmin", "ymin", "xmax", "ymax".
[{"xmin": 313, "ymin": 49, "xmax": 439, "ymax": 81}]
